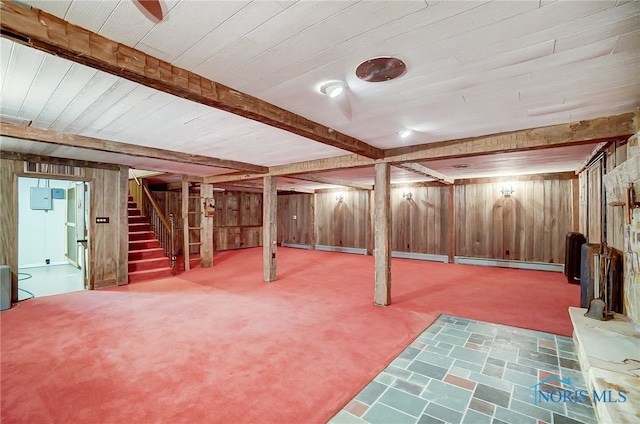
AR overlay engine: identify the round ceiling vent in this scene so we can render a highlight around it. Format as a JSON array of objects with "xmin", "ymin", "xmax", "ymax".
[{"xmin": 356, "ymin": 57, "xmax": 406, "ymax": 82}]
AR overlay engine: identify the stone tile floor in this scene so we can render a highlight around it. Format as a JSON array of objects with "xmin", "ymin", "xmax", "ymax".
[{"xmin": 329, "ymin": 315, "xmax": 596, "ymax": 424}]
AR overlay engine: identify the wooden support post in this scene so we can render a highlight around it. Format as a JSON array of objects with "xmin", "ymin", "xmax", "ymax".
[
  {"xmin": 448, "ymin": 185, "xmax": 456, "ymax": 264},
  {"xmin": 200, "ymin": 183, "xmax": 214, "ymax": 268},
  {"xmin": 374, "ymin": 163, "xmax": 391, "ymax": 306},
  {"xmin": 181, "ymin": 178, "xmax": 190, "ymax": 271},
  {"xmin": 263, "ymin": 176, "xmax": 277, "ymax": 282}
]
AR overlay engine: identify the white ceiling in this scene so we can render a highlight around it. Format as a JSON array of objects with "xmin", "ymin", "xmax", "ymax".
[{"xmin": 1, "ymin": 0, "xmax": 639, "ymax": 190}]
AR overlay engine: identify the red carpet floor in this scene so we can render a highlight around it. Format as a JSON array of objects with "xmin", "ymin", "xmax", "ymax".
[{"xmin": 1, "ymin": 248, "xmax": 579, "ymax": 423}]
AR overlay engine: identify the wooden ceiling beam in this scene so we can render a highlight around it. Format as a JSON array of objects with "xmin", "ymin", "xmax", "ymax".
[
  {"xmin": 394, "ymin": 163, "xmax": 453, "ymax": 185},
  {"xmin": 204, "ymin": 113, "xmax": 635, "ymax": 183},
  {"xmin": 0, "ymin": 150, "xmax": 120, "ymax": 171},
  {"xmin": 575, "ymin": 141, "xmax": 610, "ymax": 174},
  {"xmin": 293, "ymin": 174, "xmax": 373, "ymax": 190},
  {"xmin": 0, "ymin": 122, "xmax": 267, "ymax": 173},
  {"xmin": 0, "ymin": 1, "xmax": 383, "ymax": 159},
  {"xmin": 224, "ymin": 181, "xmax": 315, "ymax": 194}
]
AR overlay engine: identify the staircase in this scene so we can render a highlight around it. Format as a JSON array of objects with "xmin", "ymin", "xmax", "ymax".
[{"xmin": 128, "ymin": 196, "xmax": 174, "ymax": 283}]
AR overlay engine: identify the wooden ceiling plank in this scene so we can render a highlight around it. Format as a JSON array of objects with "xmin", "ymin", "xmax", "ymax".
[
  {"xmin": 0, "ymin": 1, "xmax": 383, "ymax": 159},
  {"xmin": 0, "ymin": 122, "xmax": 267, "ymax": 173},
  {"xmin": 293, "ymin": 174, "xmax": 373, "ymax": 190},
  {"xmin": 393, "ymin": 163, "xmax": 454, "ymax": 185}
]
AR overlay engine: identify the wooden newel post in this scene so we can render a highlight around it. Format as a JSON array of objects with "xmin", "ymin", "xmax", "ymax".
[
  {"xmin": 374, "ymin": 162, "xmax": 391, "ymax": 306},
  {"xmin": 263, "ymin": 176, "xmax": 277, "ymax": 282}
]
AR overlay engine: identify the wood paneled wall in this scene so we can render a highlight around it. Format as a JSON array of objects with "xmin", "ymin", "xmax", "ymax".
[
  {"xmin": 277, "ymin": 194, "xmax": 314, "ymax": 245},
  {"xmin": 1, "ymin": 159, "xmax": 128, "ymax": 297},
  {"xmin": 277, "ymin": 176, "xmax": 574, "ymax": 264},
  {"xmin": 90, "ymin": 166, "xmax": 129, "ymax": 289},
  {"xmin": 315, "ymin": 190, "xmax": 370, "ymax": 248},
  {"xmin": 455, "ymin": 178, "xmax": 575, "ymax": 263},
  {"xmin": 152, "ymin": 190, "xmax": 263, "ymax": 252},
  {"xmin": 128, "ymin": 179, "xmax": 144, "ymax": 215},
  {"xmin": 0, "ymin": 159, "xmax": 18, "ymax": 301},
  {"xmin": 392, "ymin": 186, "xmax": 449, "ymax": 255}
]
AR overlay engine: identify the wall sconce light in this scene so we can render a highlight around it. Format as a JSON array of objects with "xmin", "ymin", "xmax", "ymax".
[
  {"xmin": 336, "ymin": 192, "xmax": 344, "ymax": 202},
  {"xmin": 402, "ymin": 190, "xmax": 412, "ymax": 201},
  {"xmin": 500, "ymin": 185, "xmax": 515, "ymax": 197}
]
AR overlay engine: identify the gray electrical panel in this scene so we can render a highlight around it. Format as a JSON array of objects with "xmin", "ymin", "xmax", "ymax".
[
  {"xmin": 30, "ymin": 187, "xmax": 52, "ymax": 210},
  {"xmin": 0, "ymin": 265, "xmax": 11, "ymax": 311}
]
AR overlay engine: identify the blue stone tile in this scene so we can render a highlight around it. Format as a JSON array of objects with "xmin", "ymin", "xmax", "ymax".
[
  {"xmin": 560, "ymin": 368, "xmax": 587, "ymax": 390},
  {"xmin": 449, "ymin": 365, "xmax": 471, "ymax": 379},
  {"xmin": 408, "ymin": 372, "xmax": 432, "ymax": 388},
  {"xmin": 421, "ymin": 379, "xmax": 473, "ymax": 412},
  {"xmin": 454, "ymin": 359, "xmax": 483, "ymax": 373},
  {"xmin": 434, "ymin": 333, "xmax": 468, "ymax": 347},
  {"xmin": 441, "ymin": 326, "xmax": 472, "ymax": 340},
  {"xmin": 425, "ymin": 344, "xmax": 452, "ymax": 356},
  {"xmin": 362, "ymin": 402, "xmax": 416, "ymax": 424},
  {"xmin": 512, "ymin": 385, "xmax": 566, "ymax": 415},
  {"xmin": 417, "ymin": 414, "xmax": 444, "ymax": 424},
  {"xmin": 517, "ymin": 356, "xmax": 560, "ymax": 374},
  {"xmin": 424, "ymin": 402, "xmax": 464, "ymax": 424},
  {"xmin": 328, "ymin": 410, "xmax": 367, "ymax": 424},
  {"xmin": 415, "ymin": 350, "xmax": 455, "ymax": 369},
  {"xmin": 466, "ymin": 323, "xmax": 498, "ymax": 336},
  {"xmin": 502, "ymin": 368, "xmax": 538, "ymax": 388},
  {"xmin": 566, "ymin": 410, "xmax": 597, "ymax": 424},
  {"xmin": 392, "ymin": 378, "xmax": 424, "ymax": 396},
  {"xmin": 374, "ymin": 372, "xmax": 396, "ymax": 386},
  {"xmin": 509, "ymin": 399, "xmax": 553, "ymax": 423},
  {"xmin": 494, "ymin": 406, "xmax": 536, "ymax": 424},
  {"xmin": 450, "ymin": 346, "xmax": 488, "ymax": 366},
  {"xmin": 472, "ymin": 383, "xmax": 511, "ymax": 408},
  {"xmin": 390, "ymin": 357, "xmax": 412, "ymax": 369},
  {"xmin": 355, "ymin": 381, "xmax": 388, "ymax": 405},
  {"xmin": 408, "ymin": 359, "xmax": 448, "ymax": 380},
  {"xmin": 488, "ymin": 347, "xmax": 518, "ymax": 363},
  {"xmin": 399, "ymin": 346, "xmax": 422, "ymax": 362},
  {"xmin": 462, "ymin": 409, "xmax": 492, "ymax": 424},
  {"xmin": 378, "ymin": 387, "xmax": 428, "ymax": 417},
  {"xmin": 386, "ymin": 365, "xmax": 413, "ymax": 380}
]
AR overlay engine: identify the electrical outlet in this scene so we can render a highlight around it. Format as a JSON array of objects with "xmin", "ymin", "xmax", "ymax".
[{"xmin": 45, "ymin": 259, "xmax": 50, "ymax": 264}]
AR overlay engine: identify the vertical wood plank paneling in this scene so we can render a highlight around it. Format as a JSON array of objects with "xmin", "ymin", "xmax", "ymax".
[
  {"xmin": 315, "ymin": 191, "xmax": 368, "ymax": 248},
  {"xmin": 277, "ymin": 193, "xmax": 313, "ymax": 245},
  {"xmin": 117, "ymin": 166, "xmax": 128, "ymax": 285},
  {"xmin": 90, "ymin": 167, "xmax": 126, "ymax": 288},
  {"xmin": 390, "ymin": 186, "xmax": 448, "ymax": 255},
  {"xmin": 579, "ymin": 171, "xmax": 588, "ymax": 236},
  {"xmin": 128, "ymin": 178, "xmax": 144, "ymax": 214},
  {"xmin": 587, "ymin": 161, "xmax": 603, "ymax": 244},
  {"xmin": 447, "ymin": 185, "xmax": 455, "ymax": 263},
  {"xmin": 455, "ymin": 177, "xmax": 574, "ymax": 264},
  {"xmin": 0, "ymin": 159, "xmax": 18, "ymax": 302}
]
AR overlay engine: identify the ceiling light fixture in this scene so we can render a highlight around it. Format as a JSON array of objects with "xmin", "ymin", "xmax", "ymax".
[
  {"xmin": 320, "ymin": 81, "xmax": 346, "ymax": 98},
  {"xmin": 398, "ymin": 129, "xmax": 412, "ymax": 139}
]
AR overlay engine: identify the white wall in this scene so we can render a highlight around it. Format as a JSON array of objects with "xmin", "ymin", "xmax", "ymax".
[{"xmin": 18, "ymin": 178, "xmax": 75, "ymax": 268}]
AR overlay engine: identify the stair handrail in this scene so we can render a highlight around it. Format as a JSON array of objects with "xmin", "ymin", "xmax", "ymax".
[{"xmin": 141, "ymin": 185, "xmax": 176, "ymax": 273}]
